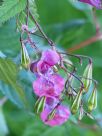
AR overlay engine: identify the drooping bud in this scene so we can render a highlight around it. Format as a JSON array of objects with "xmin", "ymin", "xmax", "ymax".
[
  {"xmin": 30, "ymin": 60, "xmax": 38, "ymax": 73},
  {"xmin": 34, "ymin": 96, "xmax": 46, "ymax": 114},
  {"xmin": 47, "ymin": 109, "xmax": 56, "ymax": 121},
  {"xmin": 82, "ymin": 63, "xmax": 92, "ymax": 92},
  {"xmin": 88, "ymin": 88, "xmax": 97, "ymax": 112},
  {"xmin": 79, "ymin": 106, "xmax": 84, "ymax": 120},
  {"xmin": 71, "ymin": 90, "xmax": 82, "ymax": 114},
  {"xmin": 53, "ymin": 66, "xmax": 58, "ymax": 73},
  {"xmin": 21, "ymin": 44, "xmax": 30, "ymax": 69}
]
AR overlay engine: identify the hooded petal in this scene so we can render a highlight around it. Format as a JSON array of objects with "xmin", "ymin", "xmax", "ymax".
[{"xmin": 41, "ymin": 49, "xmax": 60, "ymax": 66}]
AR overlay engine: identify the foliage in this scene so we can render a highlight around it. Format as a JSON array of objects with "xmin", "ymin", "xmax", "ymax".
[{"xmin": 0, "ymin": 0, "xmax": 27, "ymax": 25}]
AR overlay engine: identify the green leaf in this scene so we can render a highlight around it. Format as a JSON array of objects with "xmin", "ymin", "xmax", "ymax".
[
  {"xmin": 0, "ymin": 19, "xmax": 20, "ymax": 57},
  {"xmin": 0, "ymin": 0, "xmax": 27, "ymax": 25},
  {"xmin": 0, "ymin": 58, "xmax": 27, "ymax": 108}
]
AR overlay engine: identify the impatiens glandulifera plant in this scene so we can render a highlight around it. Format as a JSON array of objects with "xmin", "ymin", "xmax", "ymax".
[{"xmin": 17, "ymin": 0, "xmax": 100, "ymax": 127}]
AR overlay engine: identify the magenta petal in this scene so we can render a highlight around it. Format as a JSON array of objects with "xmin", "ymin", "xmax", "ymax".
[
  {"xmin": 41, "ymin": 105, "xmax": 70, "ymax": 126},
  {"xmin": 41, "ymin": 49, "xmax": 60, "ymax": 66},
  {"xmin": 33, "ymin": 76, "xmax": 55, "ymax": 97},
  {"xmin": 33, "ymin": 74, "xmax": 64, "ymax": 97},
  {"xmin": 37, "ymin": 60, "xmax": 51, "ymax": 74},
  {"xmin": 50, "ymin": 74, "xmax": 65, "ymax": 96}
]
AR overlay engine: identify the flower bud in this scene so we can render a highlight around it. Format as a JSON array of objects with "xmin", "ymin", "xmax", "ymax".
[
  {"xmin": 71, "ymin": 91, "xmax": 82, "ymax": 114},
  {"xmin": 79, "ymin": 107, "xmax": 84, "ymax": 120},
  {"xmin": 34, "ymin": 96, "xmax": 46, "ymax": 114},
  {"xmin": 21, "ymin": 44, "xmax": 30, "ymax": 69},
  {"xmin": 30, "ymin": 61, "xmax": 38, "ymax": 73},
  {"xmin": 47, "ymin": 109, "xmax": 56, "ymax": 121},
  {"xmin": 53, "ymin": 66, "xmax": 58, "ymax": 73},
  {"xmin": 88, "ymin": 88, "xmax": 97, "ymax": 112},
  {"xmin": 82, "ymin": 63, "xmax": 92, "ymax": 92}
]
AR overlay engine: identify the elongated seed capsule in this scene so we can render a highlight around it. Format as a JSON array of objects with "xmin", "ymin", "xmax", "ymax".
[
  {"xmin": 21, "ymin": 44, "xmax": 30, "ymax": 69},
  {"xmin": 79, "ymin": 106, "xmax": 84, "ymax": 120},
  {"xmin": 34, "ymin": 96, "xmax": 46, "ymax": 114},
  {"xmin": 88, "ymin": 88, "xmax": 97, "ymax": 112},
  {"xmin": 71, "ymin": 90, "xmax": 82, "ymax": 114},
  {"xmin": 47, "ymin": 109, "xmax": 56, "ymax": 121},
  {"xmin": 82, "ymin": 63, "xmax": 92, "ymax": 92}
]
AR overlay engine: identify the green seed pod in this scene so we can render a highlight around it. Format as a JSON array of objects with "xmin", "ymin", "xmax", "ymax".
[
  {"xmin": 82, "ymin": 63, "xmax": 92, "ymax": 92},
  {"xmin": 53, "ymin": 66, "xmax": 58, "ymax": 72},
  {"xmin": 79, "ymin": 107, "xmax": 84, "ymax": 120},
  {"xmin": 34, "ymin": 96, "xmax": 46, "ymax": 114},
  {"xmin": 88, "ymin": 88, "xmax": 97, "ymax": 112},
  {"xmin": 21, "ymin": 44, "xmax": 30, "ymax": 69},
  {"xmin": 47, "ymin": 109, "xmax": 56, "ymax": 121},
  {"xmin": 71, "ymin": 91, "xmax": 82, "ymax": 114}
]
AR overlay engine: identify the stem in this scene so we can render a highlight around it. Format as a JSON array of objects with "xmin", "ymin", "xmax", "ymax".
[
  {"xmin": 60, "ymin": 64, "xmax": 84, "ymax": 89},
  {"xmin": 59, "ymin": 51, "xmax": 92, "ymax": 64},
  {"xmin": 79, "ymin": 76, "xmax": 98, "ymax": 86},
  {"xmin": 92, "ymin": 7, "xmax": 101, "ymax": 35},
  {"xmin": 76, "ymin": 54, "xmax": 92, "ymax": 64},
  {"xmin": 59, "ymin": 52, "xmax": 82, "ymax": 64},
  {"xmin": 26, "ymin": 0, "xmax": 29, "ymax": 26},
  {"xmin": 29, "ymin": 11, "xmax": 55, "ymax": 46},
  {"xmin": 27, "ymin": 35, "xmax": 41, "ymax": 54},
  {"xmin": 68, "ymin": 34, "xmax": 102, "ymax": 53}
]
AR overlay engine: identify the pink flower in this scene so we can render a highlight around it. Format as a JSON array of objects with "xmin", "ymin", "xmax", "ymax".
[
  {"xmin": 30, "ymin": 49, "xmax": 60, "ymax": 74},
  {"xmin": 41, "ymin": 105, "xmax": 70, "ymax": 126},
  {"xmin": 33, "ymin": 74, "xmax": 65, "ymax": 97},
  {"xmin": 79, "ymin": 0, "xmax": 102, "ymax": 9},
  {"xmin": 41, "ymin": 49, "xmax": 60, "ymax": 66}
]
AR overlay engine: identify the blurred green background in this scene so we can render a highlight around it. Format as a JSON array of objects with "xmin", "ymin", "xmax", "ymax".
[{"xmin": 0, "ymin": 0, "xmax": 102, "ymax": 136}]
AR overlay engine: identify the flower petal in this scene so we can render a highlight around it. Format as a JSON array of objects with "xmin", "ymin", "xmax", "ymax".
[
  {"xmin": 33, "ymin": 74, "xmax": 64, "ymax": 97},
  {"xmin": 41, "ymin": 49, "xmax": 60, "ymax": 66}
]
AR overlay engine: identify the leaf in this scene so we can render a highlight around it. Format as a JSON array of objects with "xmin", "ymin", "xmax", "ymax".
[
  {"xmin": 0, "ymin": 58, "xmax": 28, "ymax": 108},
  {"xmin": 0, "ymin": 19, "xmax": 20, "ymax": 57},
  {"xmin": 0, "ymin": 0, "xmax": 27, "ymax": 25}
]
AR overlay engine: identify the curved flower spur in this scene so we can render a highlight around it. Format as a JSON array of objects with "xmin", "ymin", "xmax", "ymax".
[{"xmin": 20, "ymin": 0, "xmax": 98, "ymax": 127}]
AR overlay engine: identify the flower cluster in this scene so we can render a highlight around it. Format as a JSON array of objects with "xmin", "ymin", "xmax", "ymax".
[
  {"xmin": 30, "ymin": 49, "xmax": 70, "ymax": 126},
  {"xmin": 20, "ymin": 0, "xmax": 99, "ymax": 126},
  {"xmin": 79, "ymin": 0, "xmax": 102, "ymax": 9}
]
